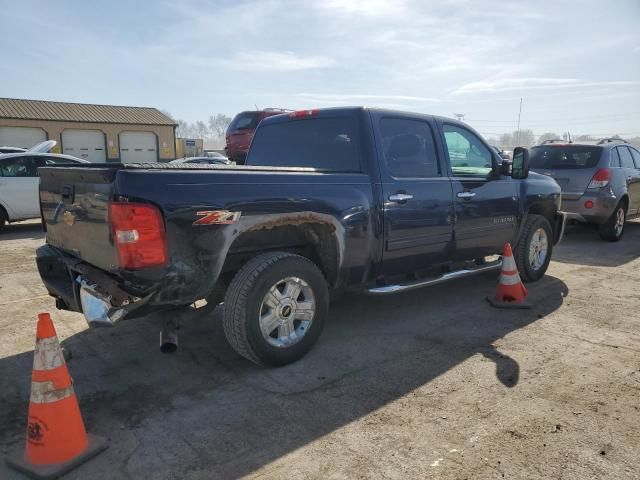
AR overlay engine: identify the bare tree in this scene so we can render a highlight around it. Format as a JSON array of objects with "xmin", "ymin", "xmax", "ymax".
[
  {"xmin": 195, "ymin": 121, "xmax": 209, "ymax": 139},
  {"xmin": 209, "ymin": 114, "xmax": 232, "ymax": 140},
  {"xmin": 537, "ymin": 132, "xmax": 561, "ymax": 144},
  {"xmin": 176, "ymin": 119, "xmax": 190, "ymax": 138}
]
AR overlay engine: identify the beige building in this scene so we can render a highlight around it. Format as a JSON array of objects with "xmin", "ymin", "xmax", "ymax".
[{"xmin": 0, "ymin": 98, "xmax": 177, "ymax": 162}]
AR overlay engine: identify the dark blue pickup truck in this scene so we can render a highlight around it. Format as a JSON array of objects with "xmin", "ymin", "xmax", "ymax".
[{"xmin": 37, "ymin": 107, "xmax": 566, "ymax": 365}]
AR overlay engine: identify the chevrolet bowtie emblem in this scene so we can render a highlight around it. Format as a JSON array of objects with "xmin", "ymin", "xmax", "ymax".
[{"xmin": 63, "ymin": 211, "xmax": 75, "ymax": 226}]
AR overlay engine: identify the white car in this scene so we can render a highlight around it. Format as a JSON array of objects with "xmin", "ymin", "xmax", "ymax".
[{"xmin": 0, "ymin": 143, "xmax": 87, "ymax": 228}]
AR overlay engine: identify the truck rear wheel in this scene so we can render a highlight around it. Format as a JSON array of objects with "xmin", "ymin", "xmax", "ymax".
[
  {"xmin": 222, "ymin": 252, "xmax": 328, "ymax": 366},
  {"xmin": 515, "ymin": 214, "xmax": 553, "ymax": 283}
]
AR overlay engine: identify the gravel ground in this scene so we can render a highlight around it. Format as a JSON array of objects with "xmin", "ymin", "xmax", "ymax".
[{"xmin": 1, "ymin": 220, "xmax": 639, "ymax": 479}]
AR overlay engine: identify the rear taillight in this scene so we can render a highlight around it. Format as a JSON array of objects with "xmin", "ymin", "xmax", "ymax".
[
  {"xmin": 587, "ymin": 168, "xmax": 611, "ymax": 189},
  {"xmin": 108, "ymin": 202, "xmax": 167, "ymax": 270}
]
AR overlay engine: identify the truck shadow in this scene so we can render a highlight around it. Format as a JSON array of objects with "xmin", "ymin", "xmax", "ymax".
[
  {"xmin": 0, "ymin": 272, "xmax": 567, "ymax": 479},
  {"xmin": 0, "ymin": 222, "xmax": 44, "ymax": 241},
  {"xmin": 552, "ymin": 219, "xmax": 640, "ymax": 267}
]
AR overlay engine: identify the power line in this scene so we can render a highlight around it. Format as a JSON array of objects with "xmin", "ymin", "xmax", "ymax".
[{"xmin": 466, "ymin": 112, "xmax": 640, "ymax": 124}]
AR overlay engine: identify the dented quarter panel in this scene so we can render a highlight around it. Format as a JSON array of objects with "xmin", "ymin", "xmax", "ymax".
[{"xmin": 112, "ymin": 168, "xmax": 379, "ymax": 306}]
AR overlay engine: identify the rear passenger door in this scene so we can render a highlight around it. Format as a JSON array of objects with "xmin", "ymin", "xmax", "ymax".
[
  {"xmin": 438, "ymin": 122, "xmax": 519, "ymax": 260},
  {"xmin": 619, "ymin": 146, "xmax": 640, "ymax": 215},
  {"xmin": 373, "ymin": 114, "xmax": 455, "ymax": 275}
]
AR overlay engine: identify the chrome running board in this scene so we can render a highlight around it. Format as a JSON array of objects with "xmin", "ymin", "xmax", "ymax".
[{"xmin": 367, "ymin": 259, "xmax": 502, "ymax": 296}]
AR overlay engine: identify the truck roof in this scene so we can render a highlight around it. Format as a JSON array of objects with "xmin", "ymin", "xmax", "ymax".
[{"xmin": 258, "ymin": 106, "xmax": 476, "ymax": 139}]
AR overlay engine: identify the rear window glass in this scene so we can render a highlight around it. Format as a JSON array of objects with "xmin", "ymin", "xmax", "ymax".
[
  {"xmin": 609, "ymin": 148, "xmax": 621, "ymax": 167},
  {"xmin": 229, "ymin": 112, "xmax": 260, "ymax": 131},
  {"xmin": 630, "ymin": 148, "xmax": 640, "ymax": 168},
  {"xmin": 247, "ymin": 117, "xmax": 360, "ymax": 171},
  {"xmin": 618, "ymin": 146, "xmax": 635, "ymax": 169},
  {"xmin": 380, "ymin": 118, "xmax": 440, "ymax": 177},
  {"xmin": 529, "ymin": 146, "xmax": 602, "ymax": 169}
]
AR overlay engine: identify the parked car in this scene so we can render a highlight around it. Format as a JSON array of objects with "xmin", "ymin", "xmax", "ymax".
[
  {"xmin": 203, "ymin": 150, "xmax": 227, "ymax": 159},
  {"xmin": 0, "ymin": 146, "xmax": 27, "ymax": 154},
  {"xmin": 529, "ymin": 138, "xmax": 640, "ymax": 241},
  {"xmin": 491, "ymin": 146, "xmax": 511, "ymax": 160},
  {"xmin": 225, "ymin": 108, "xmax": 291, "ymax": 164},
  {"xmin": 169, "ymin": 155, "xmax": 231, "ymax": 165},
  {"xmin": 0, "ymin": 151, "xmax": 87, "ymax": 229},
  {"xmin": 36, "ymin": 107, "xmax": 566, "ymax": 366}
]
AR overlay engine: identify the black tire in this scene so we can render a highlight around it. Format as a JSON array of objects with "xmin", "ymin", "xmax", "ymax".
[
  {"xmin": 514, "ymin": 214, "xmax": 553, "ymax": 283},
  {"xmin": 0, "ymin": 208, "xmax": 6, "ymax": 232},
  {"xmin": 598, "ymin": 203, "xmax": 626, "ymax": 242},
  {"xmin": 222, "ymin": 252, "xmax": 329, "ymax": 366}
]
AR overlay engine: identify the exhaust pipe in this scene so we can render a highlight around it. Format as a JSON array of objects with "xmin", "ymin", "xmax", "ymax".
[{"xmin": 160, "ymin": 319, "xmax": 178, "ymax": 354}]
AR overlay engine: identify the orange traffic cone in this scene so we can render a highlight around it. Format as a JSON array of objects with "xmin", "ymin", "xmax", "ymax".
[
  {"xmin": 6, "ymin": 313, "xmax": 107, "ymax": 479},
  {"xmin": 487, "ymin": 243, "xmax": 532, "ymax": 309}
]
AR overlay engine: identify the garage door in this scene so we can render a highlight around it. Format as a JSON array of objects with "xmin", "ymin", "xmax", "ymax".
[
  {"xmin": 119, "ymin": 132, "xmax": 158, "ymax": 163},
  {"xmin": 61, "ymin": 130, "xmax": 106, "ymax": 162},
  {"xmin": 0, "ymin": 127, "xmax": 46, "ymax": 149}
]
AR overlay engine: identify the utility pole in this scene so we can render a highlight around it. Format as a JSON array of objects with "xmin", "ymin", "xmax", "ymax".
[{"xmin": 516, "ymin": 97, "xmax": 523, "ymax": 146}]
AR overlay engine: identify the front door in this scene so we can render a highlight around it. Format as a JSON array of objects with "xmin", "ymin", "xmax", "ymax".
[
  {"xmin": 439, "ymin": 123, "xmax": 519, "ymax": 260},
  {"xmin": 375, "ymin": 115, "xmax": 455, "ymax": 276},
  {"xmin": 0, "ymin": 156, "xmax": 40, "ymax": 219},
  {"xmin": 619, "ymin": 146, "xmax": 640, "ymax": 215}
]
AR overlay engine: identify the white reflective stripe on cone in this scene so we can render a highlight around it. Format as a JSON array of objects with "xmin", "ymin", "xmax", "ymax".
[
  {"xmin": 499, "ymin": 272, "xmax": 523, "ymax": 285},
  {"xmin": 33, "ymin": 337, "xmax": 65, "ymax": 371},
  {"xmin": 502, "ymin": 255, "xmax": 517, "ymax": 271},
  {"xmin": 30, "ymin": 381, "xmax": 74, "ymax": 404}
]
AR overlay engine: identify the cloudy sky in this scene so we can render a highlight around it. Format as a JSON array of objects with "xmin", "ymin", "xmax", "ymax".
[{"xmin": 2, "ymin": 0, "xmax": 639, "ymax": 138}]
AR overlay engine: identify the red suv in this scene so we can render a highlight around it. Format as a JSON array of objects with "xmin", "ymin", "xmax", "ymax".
[{"xmin": 225, "ymin": 109, "xmax": 289, "ymax": 164}]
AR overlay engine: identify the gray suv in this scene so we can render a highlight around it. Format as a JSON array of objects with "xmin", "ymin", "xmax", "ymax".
[{"xmin": 529, "ymin": 138, "xmax": 640, "ymax": 241}]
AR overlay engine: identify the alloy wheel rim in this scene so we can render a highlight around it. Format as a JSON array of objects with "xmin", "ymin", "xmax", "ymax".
[
  {"xmin": 614, "ymin": 208, "xmax": 625, "ymax": 236},
  {"xmin": 529, "ymin": 228, "xmax": 548, "ymax": 271},
  {"xmin": 259, "ymin": 277, "xmax": 315, "ymax": 348}
]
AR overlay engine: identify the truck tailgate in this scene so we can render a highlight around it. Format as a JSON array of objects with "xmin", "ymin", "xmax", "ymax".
[{"xmin": 39, "ymin": 166, "xmax": 119, "ymax": 272}]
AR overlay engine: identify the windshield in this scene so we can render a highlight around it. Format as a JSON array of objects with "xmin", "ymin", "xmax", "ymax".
[
  {"xmin": 529, "ymin": 146, "xmax": 602, "ymax": 169},
  {"xmin": 228, "ymin": 112, "xmax": 260, "ymax": 132}
]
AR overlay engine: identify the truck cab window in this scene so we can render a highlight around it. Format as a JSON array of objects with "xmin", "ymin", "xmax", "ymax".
[
  {"xmin": 443, "ymin": 124, "xmax": 493, "ymax": 177},
  {"xmin": 379, "ymin": 118, "xmax": 439, "ymax": 178},
  {"xmin": 247, "ymin": 117, "xmax": 360, "ymax": 171}
]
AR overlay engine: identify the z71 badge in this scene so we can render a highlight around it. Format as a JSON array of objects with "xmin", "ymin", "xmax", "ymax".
[{"xmin": 193, "ymin": 210, "xmax": 241, "ymax": 225}]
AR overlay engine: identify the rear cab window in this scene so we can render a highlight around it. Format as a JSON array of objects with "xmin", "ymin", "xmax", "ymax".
[
  {"xmin": 228, "ymin": 112, "xmax": 260, "ymax": 132},
  {"xmin": 247, "ymin": 115, "xmax": 361, "ymax": 172},
  {"xmin": 529, "ymin": 146, "xmax": 602, "ymax": 169}
]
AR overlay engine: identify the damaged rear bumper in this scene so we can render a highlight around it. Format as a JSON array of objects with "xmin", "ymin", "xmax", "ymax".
[{"xmin": 36, "ymin": 245, "xmax": 165, "ymax": 326}]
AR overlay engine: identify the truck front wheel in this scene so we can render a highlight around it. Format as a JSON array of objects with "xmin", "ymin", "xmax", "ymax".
[
  {"xmin": 515, "ymin": 214, "xmax": 553, "ymax": 283},
  {"xmin": 222, "ymin": 252, "xmax": 329, "ymax": 366}
]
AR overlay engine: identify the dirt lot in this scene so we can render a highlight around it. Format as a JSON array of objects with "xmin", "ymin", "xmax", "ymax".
[{"xmin": 1, "ymin": 220, "xmax": 639, "ymax": 479}]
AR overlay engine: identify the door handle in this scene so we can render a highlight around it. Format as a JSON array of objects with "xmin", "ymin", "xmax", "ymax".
[
  {"xmin": 457, "ymin": 191, "xmax": 476, "ymax": 199},
  {"xmin": 388, "ymin": 193, "xmax": 414, "ymax": 203}
]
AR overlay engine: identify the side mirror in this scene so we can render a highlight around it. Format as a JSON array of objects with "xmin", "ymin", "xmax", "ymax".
[{"xmin": 511, "ymin": 147, "xmax": 530, "ymax": 179}]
